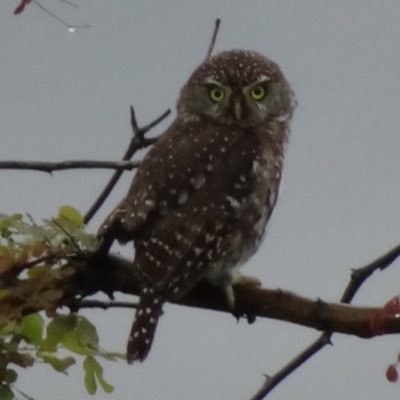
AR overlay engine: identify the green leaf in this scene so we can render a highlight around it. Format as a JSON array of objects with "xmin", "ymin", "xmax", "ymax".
[
  {"xmin": 83, "ymin": 356, "xmax": 113, "ymax": 394},
  {"xmin": 61, "ymin": 316, "xmax": 99, "ymax": 355},
  {"xmin": 62, "ymin": 328, "xmax": 85, "ymax": 355},
  {"xmin": 76, "ymin": 316, "xmax": 99, "ymax": 350},
  {"xmin": 20, "ymin": 313, "xmax": 43, "ymax": 346},
  {"xmin": 92, "ymin": 359, "xmax": 114, "ymax": 393},
  {"xmin": 43, "ymin": 314, "xmax": 76, "ymax": 352},
  {"xmin": 42, "ymin": 355, "xmax": 75, "ymax": 373},
  {"xmin": 0, "ymin": 385, "xmax": 15, "ymax": 400},
  {"xmin": 83, "ymin": 356, "xmax": 97, "ymax": 394},
  {"xmin": 57, "ymin": 206, "xmax": 83, "ymax": 226}
]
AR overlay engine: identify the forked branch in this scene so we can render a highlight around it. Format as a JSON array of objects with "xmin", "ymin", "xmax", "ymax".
[
  {"xmin": 249, "ymin": 243, "xmax": 400, "ymax": 400},
  {"xmin": 83, "ymin": 107, "xmax": 170, "ymax": 224}
]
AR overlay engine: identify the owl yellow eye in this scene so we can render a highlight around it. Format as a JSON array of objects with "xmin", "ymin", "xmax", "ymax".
[
  {"xmin": 250, "ymin": 85, "xmax": 266, "ymax": 101},
  {"xmin": 209, "ymin": 87, "xmax": 225, "ymax": 103}
]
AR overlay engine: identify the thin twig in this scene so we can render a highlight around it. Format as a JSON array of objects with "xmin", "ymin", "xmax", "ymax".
[
  {"xmin": 0, "ymin": 254, "xmax": 59, "ymax": 287},
  {"xmin": 60, "ymin": 0, "xmax": 78, "ymax": 7},
  {"xmin": 249, "ymin": 243, "xmax": 400, "ymax": 400},
  {"xmin": 341, "ymin": 243, "xmax": 400, "ymax": 303},
  {"xmin": 249, "ymin": 334, "xmax": 331, "ymax": 400},
  {"xmin": 206, "ymin": 18, "xmax": 221, "ymax": 59},
  {"xmin": 51, "ymin": 219, "xmax": 82, "ymax": 252},
  {"xmin": 83, "ymin": 107, "xmax": 170, "ymax": 224},
  {"xmin": 0, "ymin": 160, "xmax": 140, "ymax": 173},
  {"xmin": 32, "ymin": 0, "xmax": 90, "ymax": 31}
]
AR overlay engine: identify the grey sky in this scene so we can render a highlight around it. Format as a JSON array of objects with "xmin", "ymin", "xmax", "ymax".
[{"xmin": 1, "ymin": 1, "xmax": 400, "ymax": 399}]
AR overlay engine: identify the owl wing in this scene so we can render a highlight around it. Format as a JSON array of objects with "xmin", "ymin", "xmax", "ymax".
[{"xmin": 99, "ymin": 118, "xmax": 247, "ymax": 239}]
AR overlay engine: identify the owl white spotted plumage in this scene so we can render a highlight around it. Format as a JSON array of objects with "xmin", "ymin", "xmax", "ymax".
[{"xmin": 98, "ymin": 50, "xmax": 296, "ymax": 363}]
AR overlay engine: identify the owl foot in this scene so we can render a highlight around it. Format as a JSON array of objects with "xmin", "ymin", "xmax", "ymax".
[
  {"xmin": 223, "ymin": 284, "xmax": 236, "ymax": 311},
  {"xmin": 223, "ymin": 274, "xmax": 260, "ymax": 308},
  {"xmin": 230, "ymin": 274, "xmax": 261, "ymax": 324}
]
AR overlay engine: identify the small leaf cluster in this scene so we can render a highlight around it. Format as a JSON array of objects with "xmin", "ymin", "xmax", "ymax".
[
  {"xmin": 0, "ymin": 312, "xmax": 123, "ymax": 398},
  {"xmin": 0, "ymin": 207, "xmax": 123, "ymax": 398}
]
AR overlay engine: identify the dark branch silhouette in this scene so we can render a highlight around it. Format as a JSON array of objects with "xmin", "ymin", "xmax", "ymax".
[
  {"xmin": 14, "ymin": 0, "xmax": 90, "ymax": 31},
  {"xmin": 0, "ymin": 160, "xmax": 139, "ymax": 173},
  {"xmin": 83, "ymin": 107, "xmax": 170, "ymax": 224},
  {"xmin": 250, "ymin": 243, "xmax": 400, "ymax": 400},
  {"xmin": 206, "ymin": 18, "xmax": 221, "ymax": 59}
]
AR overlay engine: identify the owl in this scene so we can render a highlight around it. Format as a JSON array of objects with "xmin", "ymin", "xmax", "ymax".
[{"xmin": 98, "ymin": 50, "xmax": 295, "ymax": 363}]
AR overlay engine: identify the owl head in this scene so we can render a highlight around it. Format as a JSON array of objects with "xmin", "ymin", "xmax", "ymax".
[{"xmin": 177, "ymin": 50, "xmax": 295, "ymax": 127}]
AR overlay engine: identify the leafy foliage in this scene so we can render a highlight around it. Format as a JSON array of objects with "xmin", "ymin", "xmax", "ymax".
[{"xmin": 0, "ymin": 208, "xmax": 123, "ymax": 398}]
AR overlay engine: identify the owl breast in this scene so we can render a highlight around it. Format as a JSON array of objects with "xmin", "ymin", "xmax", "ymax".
[{"xmin": 202, "ymin": 122, "xmax": 285, "ymax": 285}]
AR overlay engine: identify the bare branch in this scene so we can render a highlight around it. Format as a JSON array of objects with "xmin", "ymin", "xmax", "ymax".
[
  {"xmin": 342, "ymin": 243, "xmax": 400, "ymax": 303},
  {"xmin": 0, "ymin": 160, "xmax": 140, "ymax": 173},
  {"xmin": 206, "ymin": 18, "xmax": 221, "ymax": 59},
  {"xmin": 31, "ymin": 0, "xmax": 90, "ymax": 32},
  {"xmin": 249, "ymin": 243, "xmax": 400, "ymax": 399},
  {"xmin": 60, "ymin": 0, "xmax": 78, "ymax": 7},
  {"xmin": 70, "ymin": 299, "xmax": 138, "ymax": 310},
  {"xmin": 83, "ymin": 107, "xmax": 170, "ymax": 224},
  {"xmin": 249, "ymin": 334, "xmax": 331, "ymax": 400}
]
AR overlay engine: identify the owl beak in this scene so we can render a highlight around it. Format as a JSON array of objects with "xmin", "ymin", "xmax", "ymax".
[{"xmin": 233, "ymin": 99, "xmax": 242, "ymax": 120}]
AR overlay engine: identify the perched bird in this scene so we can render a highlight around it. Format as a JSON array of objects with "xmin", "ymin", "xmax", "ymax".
[{"xmin": 98, "ymin": 50, "xmax": 295, "ymax": 363}]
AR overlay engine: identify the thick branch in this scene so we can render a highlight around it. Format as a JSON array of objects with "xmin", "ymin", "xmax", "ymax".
[
  {"xmin": 91, "ymin": 254, "xmax": 399, "ymax": 338},
  {"xmin": 2, "ymin": 245, "xmax": 400, "ymax": 338},
  {"xmin": 22, "ymin": 243, "xmax": 386, "ymax": 340}
]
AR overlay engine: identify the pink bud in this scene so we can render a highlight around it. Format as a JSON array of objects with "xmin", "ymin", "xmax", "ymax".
[{"xmin": 386, "ymin": 364, "xmax": 398, "ymax": 383}]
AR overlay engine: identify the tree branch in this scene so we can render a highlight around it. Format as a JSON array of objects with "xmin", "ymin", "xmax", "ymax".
[
  {"xmin": 342, "ymin": 243, "xmax": 400, "ymax": 303},
  {"xmin": 31, "ymin": 0, "xmax": 90, "ymax": 32},
  {"xmin": 83, "ymin": 107, "xmax": 170, "ymax": 224},
  {"xmin": 0, "ymin": 160, "xmax": 140, "ymax": 173},
  {"xmin": 249, "ymin": 243, "xmax": 400, "ymax": 400},
  {"xmin": 206, "ymin": 18, "xmax": 221, "ymax": 59},
  {"xmin": 70, "ymin": 299, "xmax": 138, "ymax": 310},
  {"xmin": 1, "ymin": 244, "xmax": 399, "ymax": 341}
]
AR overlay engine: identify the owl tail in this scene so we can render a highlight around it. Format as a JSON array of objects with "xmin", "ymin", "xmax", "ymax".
[{"xmin": 127, "ymin": 288, "xmax": 163, "ymax": 363}]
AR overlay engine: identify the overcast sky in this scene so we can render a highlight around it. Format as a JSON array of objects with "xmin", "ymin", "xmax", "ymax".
[{"xmin": 1, "ymin": 1, "xmax": 400, "ymax": 399}]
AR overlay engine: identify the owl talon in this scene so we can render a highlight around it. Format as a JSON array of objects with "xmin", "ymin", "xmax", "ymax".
[
  {"xmin": 223, "ymin": 284, "xmax": 236, "ymax": 310},
  {"xmin": 227, "ymin": 274, "xmax": 260, "ymax": 323},
  {"xmin": 223, "ymin": 285, "xmax": 241, "ymax": 321}
]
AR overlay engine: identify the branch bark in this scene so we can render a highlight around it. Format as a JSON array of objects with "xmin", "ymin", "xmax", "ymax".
[{"xmin": 3, "ymin": 244, "xmax": 399, "ymax": 342}]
